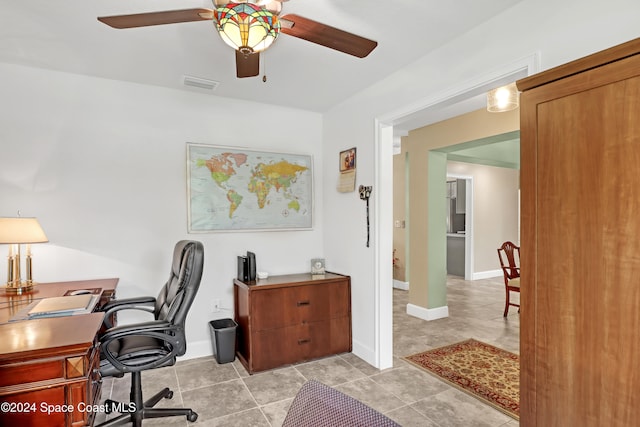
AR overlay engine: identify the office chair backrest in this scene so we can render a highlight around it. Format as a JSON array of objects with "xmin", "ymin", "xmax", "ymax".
[{"xmin": 155, "ymin": 240, "xmax": 204, "ymax": 331}]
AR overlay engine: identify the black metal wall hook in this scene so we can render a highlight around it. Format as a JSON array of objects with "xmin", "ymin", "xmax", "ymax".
[{"xmin": 359, "ymin": 185, "xmax": 372, "ymax": 247}]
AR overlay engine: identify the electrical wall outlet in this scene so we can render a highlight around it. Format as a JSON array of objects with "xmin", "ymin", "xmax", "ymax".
[{"xmin": 213, "ymin": 298, "xmax": 220, "ymax": 312}]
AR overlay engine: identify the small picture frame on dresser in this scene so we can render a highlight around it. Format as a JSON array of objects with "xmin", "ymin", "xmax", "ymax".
[{"xmin": 311, "ymin": 258, "xmax": 325, "ymax": 276}]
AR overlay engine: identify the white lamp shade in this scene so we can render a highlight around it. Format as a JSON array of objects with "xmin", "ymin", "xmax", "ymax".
[{"xmin": 0, "ymin": 218, "xmax": 49, "ymax": 244}]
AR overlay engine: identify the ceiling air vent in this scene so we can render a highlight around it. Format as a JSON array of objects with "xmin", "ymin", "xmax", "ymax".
[{"xmin": 183, "ymin": 75, "xmax": 219, "ymax": 91}]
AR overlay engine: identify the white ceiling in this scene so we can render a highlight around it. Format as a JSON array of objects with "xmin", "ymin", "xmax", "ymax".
[{"xmin": 1, "ymin": 0, "xmax": 520, "ymax": 113}]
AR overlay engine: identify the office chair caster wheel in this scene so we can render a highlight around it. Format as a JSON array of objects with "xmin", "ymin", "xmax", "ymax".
[
  {"xmin": 165, "ymin": 390, "xmax": 174, "ymax": 399},
  {"xmin": 187, "ymin": 411, "xmax": 198, "ymax": 422}
]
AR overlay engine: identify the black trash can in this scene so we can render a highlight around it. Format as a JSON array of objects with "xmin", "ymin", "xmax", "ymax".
[{"xmin": 209, "ymin": 318, "xmax": 237, "ymax": 364}]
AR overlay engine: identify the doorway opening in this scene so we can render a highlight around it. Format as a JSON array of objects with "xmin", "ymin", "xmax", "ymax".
[
  {"xmin": 373, "ymin": 53, "xmax": 538, "ymax": 370},
  {"xmin": 445, "ymin": 174, "xmax": 473, "ymax": 280}
]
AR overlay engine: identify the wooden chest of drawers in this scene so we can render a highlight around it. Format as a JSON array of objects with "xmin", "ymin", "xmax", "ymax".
[{"xmin": 234, "ymin": 273, "xmax": 351, "ymax": 374}]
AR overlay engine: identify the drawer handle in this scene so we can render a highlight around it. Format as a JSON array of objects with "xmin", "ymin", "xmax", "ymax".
[
  {"xmin": 297, "ymin": 300, "xmax": 310, "ymax": 306},
  {"xmin": 298, "ymin": 338, "xmax": 311, "ymax": 345}
]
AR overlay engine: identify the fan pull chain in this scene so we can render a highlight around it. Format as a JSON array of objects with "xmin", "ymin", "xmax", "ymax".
[{"xmin": 262, "ymin": 52, "xmax": 267, "ymax": 83}]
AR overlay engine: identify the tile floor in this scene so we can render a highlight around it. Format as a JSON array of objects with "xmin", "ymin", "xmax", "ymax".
[{"xmin": 97, "ymin": 276, "xmax": 520, "ymax": 426}]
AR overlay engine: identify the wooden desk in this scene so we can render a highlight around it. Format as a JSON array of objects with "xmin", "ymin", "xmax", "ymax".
[{"xmin": 0, "ymin": 278, "xmax": 118, "ymax": 427}]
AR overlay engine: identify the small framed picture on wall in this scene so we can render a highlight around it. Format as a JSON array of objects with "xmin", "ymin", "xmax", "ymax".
[
  {"xmin": 337, "ymin": 147, "xmax": 357, "ymax": 193},
  {"xmin": 340, "ymin": 147, "xmax": 356, "ymax": 172}
]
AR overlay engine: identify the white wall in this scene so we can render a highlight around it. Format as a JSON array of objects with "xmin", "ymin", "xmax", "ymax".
[
  {"xmin": 322, "ymin": 0, "xmax": 640, "ymax": 368},
  {"xmin": 0, "ymin": 63, "xmax": 323, "ymax": 358},
  {"xmin": 322, "ymin": 107, "xmax": 379, "ymax": 365}
]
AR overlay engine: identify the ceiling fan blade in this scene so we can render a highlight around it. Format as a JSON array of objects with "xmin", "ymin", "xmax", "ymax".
[
  {"xmin": 98, "ymin": 8, "xmax": 214, "ymax": 29},
  {"xmin": 280, "ymin": 14, "xmax": 377, "ymax": 58},
  {"xmin": 236, "ymin": 51, "xmax": 260, "ymax": 78}
]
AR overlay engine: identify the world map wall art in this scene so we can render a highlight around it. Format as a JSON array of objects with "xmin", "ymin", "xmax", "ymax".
[{"xmin": 187, "ymin": 143, "xmax": 313, "ymax": 232}]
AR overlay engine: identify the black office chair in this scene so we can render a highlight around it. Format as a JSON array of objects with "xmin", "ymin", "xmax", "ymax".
[{"xmin": 97, "ymin": 240, "xmax": 204, "ymax": 427}]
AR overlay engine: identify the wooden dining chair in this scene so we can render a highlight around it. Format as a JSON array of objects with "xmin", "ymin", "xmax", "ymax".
[{"xmin": 497, "ymin": 241, "xmax": 520, "ymax": 317}]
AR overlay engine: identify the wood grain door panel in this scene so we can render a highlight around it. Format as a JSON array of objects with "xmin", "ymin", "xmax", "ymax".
[{"xmin": 520, "ymin": 47, "xmax": 640, "ymax": 426}]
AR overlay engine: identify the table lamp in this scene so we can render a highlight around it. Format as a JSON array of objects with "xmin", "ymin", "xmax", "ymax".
[{"xmin": 0, "ymin": 217, "xmax": 49, "ymax": 294}]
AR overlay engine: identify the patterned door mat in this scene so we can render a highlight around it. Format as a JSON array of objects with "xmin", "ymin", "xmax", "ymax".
[{"xmin": 404, "ymin": 339, "xmax": 519, "ymax": 419}]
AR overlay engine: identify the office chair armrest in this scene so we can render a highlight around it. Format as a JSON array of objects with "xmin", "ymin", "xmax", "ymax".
[
  {"xmin": 101, "ymin": 320, "xmax": 173, "ymax": 341},
  {"xmin": 101, "ymin": 296, "xmax": 156, "ymax": 311},
  {"xmin": 101, "ymin": 296, "xmax": 156, "ymax": 329},
  {"xmin": 100, "ymin": 320, "xmax": 183, "ymax": 373}
]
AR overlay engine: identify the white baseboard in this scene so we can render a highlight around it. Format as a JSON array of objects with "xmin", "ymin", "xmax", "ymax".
[
  {"xmin": 472, "ymin": 269, "xmax": 503, "ymax": 280},
  {"xmin": 393, "ymin": 279, "xmax": 409, "ymax": 290},
  {"xmin": 180, "ymin": 339, "xmax": 213, "ymax": 361},
  {"xmin": 406, "ymin": 303, "xmax": 449, "ymax": 321},
  {"xmin": 351, "ymin": 338, "xmax": 376, "ymax": 367}
]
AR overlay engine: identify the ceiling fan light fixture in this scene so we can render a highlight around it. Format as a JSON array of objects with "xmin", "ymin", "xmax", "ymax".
[
  {"xmin": 487, "ymin": 82, "xmax": 519, "ymax": 112},
  {"xmin": 214, "ymin": 2, "xmax": 281, "ymax": 54}
]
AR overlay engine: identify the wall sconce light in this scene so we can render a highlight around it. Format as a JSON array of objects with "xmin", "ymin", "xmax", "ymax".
[
  {"xmin": 0, "ymin": 217, "xmax": 49, "ymax": 294},
  {"xmin": 487, "ymin": 82, "xmax": 519, "ymax": 112}
]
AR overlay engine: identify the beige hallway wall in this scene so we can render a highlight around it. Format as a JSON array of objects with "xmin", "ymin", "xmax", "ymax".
[{"xmin": 406, "ymin": 108, "xmax": 519, "ymax": 308}]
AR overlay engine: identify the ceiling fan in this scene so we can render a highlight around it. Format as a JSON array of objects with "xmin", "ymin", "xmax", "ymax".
[{"xmin": 97, "ymin": 0, "xmax": 378, "ymax": 78}]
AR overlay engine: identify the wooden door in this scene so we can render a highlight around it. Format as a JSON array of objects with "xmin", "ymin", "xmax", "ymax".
[{"xmin": 520, "ymin": 47, "xmax": 640, "ymax": 426}]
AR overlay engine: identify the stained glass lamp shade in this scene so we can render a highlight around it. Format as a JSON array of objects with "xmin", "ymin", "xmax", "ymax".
[{"xmin": 214, "ymin": 2, "xmax": 281, "ymax": 55}]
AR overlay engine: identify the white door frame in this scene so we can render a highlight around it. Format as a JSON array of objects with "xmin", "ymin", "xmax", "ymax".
[{"xmin": 373, "ymin": 53, "xmax": 539, "ymax": 370}]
